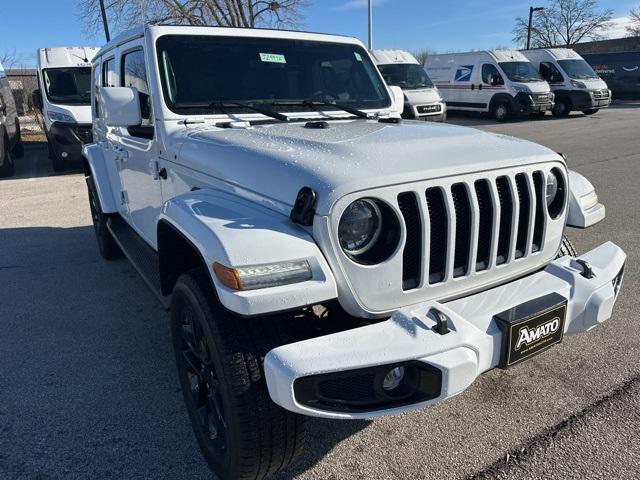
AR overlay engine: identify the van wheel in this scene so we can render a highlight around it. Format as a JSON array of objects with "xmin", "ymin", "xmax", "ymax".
[
  {"xmin": 86, "ymin": 176, "xmax": 122, "ymax": 260},
  {"xmin": 556, "ymin": 235, "xmax": 578, "ymax": 258},
  {"xmin": 582, "ymin": 109, "xmax": 598, "ymax": 115},
  {"xmin": 171, "ymin": 269, "xmax": 306, "ymax": 480},
  {"xmin": 0, "ymin": 134, "xmax": 15, "ymax": 178},
  {"xmin": 552, "ymin": 99, "xmax": 571, "ymax": 117},
  {"xmin": 492, "ymin": 102, "xmax": 510, "ymax": 122}
]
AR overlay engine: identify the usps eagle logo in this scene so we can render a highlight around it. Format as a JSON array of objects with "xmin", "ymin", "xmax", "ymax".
[{"xmin": 455, "ymin": 65, "xmax": 474, "ymax": 82}]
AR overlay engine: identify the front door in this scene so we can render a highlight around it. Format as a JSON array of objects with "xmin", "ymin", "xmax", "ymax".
[{"xmin": 113, "ymin": 46, "xmax": 163, "ymax": 248}]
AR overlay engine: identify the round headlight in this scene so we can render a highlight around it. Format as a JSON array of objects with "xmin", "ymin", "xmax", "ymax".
[
  {"xmin": 338, "ymin": 199, "xmax": 382, "ymax": 255},
  {"xmin": 546, "ymin": 171, "xmax": 559, "ymax": 207}
]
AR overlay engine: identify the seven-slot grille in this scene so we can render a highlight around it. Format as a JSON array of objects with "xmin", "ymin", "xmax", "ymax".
[{"xmin": 398, "ymin": 171, "xmax": 547, "ymax": 291}]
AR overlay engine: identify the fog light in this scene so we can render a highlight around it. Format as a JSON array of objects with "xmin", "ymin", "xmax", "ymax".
[
  {"xmin": 382, "ymin": 367, "xmax": 405, "ymax": 392},
  {"xmin": 61, "ymin": 152, "xmax": 68, "ymax": 158}
]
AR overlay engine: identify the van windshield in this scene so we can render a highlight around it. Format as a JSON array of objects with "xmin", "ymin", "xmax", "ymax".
[
  {"xmin": 557, "ymin": 59, "xmax": 599, "ymax": 79},
  {"xmin": 378, "ymin": 63, "xmax": 434, "ymax": 89},
  {"xmin": 156, "ymin": 35, "xmax": 391, "ymax": 115},
  {"xmin": 498, "ymin": 62, "xmax": 543, "ymax": 83},
  {"xmin": 43, "ymin": 67, "xmax": 92, "ymax": 105}
]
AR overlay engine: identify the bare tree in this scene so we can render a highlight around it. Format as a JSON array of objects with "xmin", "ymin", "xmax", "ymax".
[
  {"xmin": 512, "ymin": 0, "xmax": 613, "ymax": 48},
  {"xmin": 0, "ymin": 49, "xmax": 22, "ymax": 69},
  {"xmin": 410, "ymin": 48, "xmax": 438, "ymax": 66},
  {"xmin": 78, "ymin": 0, "xmax": 310, "ymax": 37},
  {"xmin": 627, "ymin": 7, "xmax": 640, "ymax": 37}
]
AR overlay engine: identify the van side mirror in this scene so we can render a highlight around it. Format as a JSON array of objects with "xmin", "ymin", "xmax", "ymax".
[
  {"xmin": 551, "ymin": 73, "xmax": 563, "ymax": 83},
  {"xmin": 491, "ymin": 75, "xmax": 503, "ymax": 86},
  {"xmin": 100, "ymin": 86, "xmax": 142, "ymax": 127},
  {"xmin": 32, "ymin": 89, "xmax": 43, "ymax": 110},
  {"xmin": 388, "ymin": 85, "xmax": 404, "ymax": 116}
]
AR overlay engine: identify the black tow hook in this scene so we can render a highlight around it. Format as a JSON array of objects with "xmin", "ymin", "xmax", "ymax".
[
  {"xmin": 575, "ymin": 259, "xmax": 595, "ymax": 279},
  {"xmin": 430, "ymin": 308, "xmax": 450, "ymax": 335}
]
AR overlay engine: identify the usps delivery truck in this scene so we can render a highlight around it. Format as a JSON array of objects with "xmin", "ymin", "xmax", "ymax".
[
  {"xmin": 372, "ymin": 49, "xmax": 446, "ymax": 121},
  {"xmin": 426, "ymin": 50, "xmax": 554, "ymax": 121},
  {"xmin": 523, "ymin": 48, "xmax": 611, "ymax": 117},
  {"xmin": 33, "ymin": 47, "xmax": 99, "ymax": 171}
]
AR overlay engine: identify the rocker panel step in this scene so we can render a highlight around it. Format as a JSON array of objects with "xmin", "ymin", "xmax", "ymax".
[{"xmin": 107, "ymin": 215, "xmax": 171, "ymax": 310}]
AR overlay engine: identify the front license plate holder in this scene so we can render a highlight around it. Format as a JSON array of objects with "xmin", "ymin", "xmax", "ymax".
[{"xmin": 494, "ymin": 292, "xmax": 567, "ymax": 368}]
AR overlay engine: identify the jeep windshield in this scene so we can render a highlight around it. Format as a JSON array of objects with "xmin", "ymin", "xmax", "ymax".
[
  {"xmin": 498, "ymin": 62, "xmax": 543, "ymax": 83},
  {"xmin": 42, "ymin": 67, "xmax": 92, "ymax": 105},
  {"xmin": 377, "ymin": 63, "xmax": 434, "ymax": 89},
  {"xmin": 557, "ymin": 59, "xmax": 599, "ymax": 80},
  {"xmin": 156, "ymin": 35, "xmax": 391, "ymax": 116}
]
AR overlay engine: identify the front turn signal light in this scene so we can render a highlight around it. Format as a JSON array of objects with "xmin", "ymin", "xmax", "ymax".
[{"xmin": 213, "ymin": 260, "xmax": 312, "ymax": 291}]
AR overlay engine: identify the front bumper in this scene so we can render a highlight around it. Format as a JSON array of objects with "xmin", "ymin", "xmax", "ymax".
[
  {"xmin": 513, "ymin": 92, "xmax": 554, "ymax": 115},
  {"xmin": 47, "ymin": 122, "xmax": 93, "ymax": 163},
  {"xmin": 265, "ymin": 242, "xmax": 625, "ymax": 419},
  {"xmin": 570, "ymin": 90, "xmax": 611, "ymax": 110}
]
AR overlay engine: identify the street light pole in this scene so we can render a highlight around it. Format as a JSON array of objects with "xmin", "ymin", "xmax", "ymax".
[
  {"xmin": 526, "ymin": 6, "xmax": 545, "ymax": 50},
  {"xmin": 368, "ymin": 0, "xmax": 373, "ymax": 50},
  {"xmin": 99, "ymin": 0, "xmax": 111, "ymax": 42}
]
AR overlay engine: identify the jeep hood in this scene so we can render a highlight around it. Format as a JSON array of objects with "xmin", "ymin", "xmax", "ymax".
[{"xmin": 178, "ymin": 120, "xmax": 562, "ymax": 215}]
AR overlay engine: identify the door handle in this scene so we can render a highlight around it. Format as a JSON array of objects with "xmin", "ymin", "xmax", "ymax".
[{"xmin": 158, "ymin": 167, "xmax": 167, "ymax": 180}]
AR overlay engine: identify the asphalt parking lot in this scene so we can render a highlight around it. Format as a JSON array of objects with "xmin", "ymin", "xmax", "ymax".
[{"xmin": 1, "ymin": 105, "xmax": 639, "ymax": 479}]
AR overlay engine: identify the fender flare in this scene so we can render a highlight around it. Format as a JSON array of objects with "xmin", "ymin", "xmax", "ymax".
[
  {"xmin": 82, "ymin": 143, "xmax": 119, "ymax": 214},
  {"xmin": 158, "ymin": 188, "xmax": 338, "ymax": 317},
  {"xmin": 567, "ymin": 170, "xmax": 605, "ymax": 228}
]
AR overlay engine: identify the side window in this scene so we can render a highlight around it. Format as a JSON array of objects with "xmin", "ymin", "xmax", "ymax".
[
  {"xmin": 93, "ymin": 61, "xmax": 101, "ymax": 117},
  {"xmin": 121, "ymin": 49, "xmax": 152, "ymax": 124},
  {"xmin": 482, "ymin": 64, "xmax": 503, "ymax": 85},
  {"xmin": 103, "ymin": 57, "xmax": 116, "ymax": 87},
  {"xmin": 540, "ymin": 62, "xmax": 563, "ymax": 83}
]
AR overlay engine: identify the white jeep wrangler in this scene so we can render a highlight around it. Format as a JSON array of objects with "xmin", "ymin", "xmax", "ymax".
[{"xmin": 85, "ymin": 25, "xmax": 626, "ymax": 480}]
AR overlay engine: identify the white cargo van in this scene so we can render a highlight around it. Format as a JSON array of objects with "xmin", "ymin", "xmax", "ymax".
[
  {"xmin": 372, "ymin": 49, "xmax": 446, "ymax": 121},
  {"xmin": 33, "ymin": 47, "xmax": 99, "ymax": 171},
  {"xmin": 522, "ymin": 48, "xmax": 611, "ymax": 117},
  {"xmin": 426, "ymin": 50, "xmax": 554, "ymax": 121}
]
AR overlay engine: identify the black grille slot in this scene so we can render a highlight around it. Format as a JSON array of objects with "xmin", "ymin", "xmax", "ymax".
[
  {"xmin": 317, "ymin": 373, "xmax": 377, "ymax": 403},
  {"xmin": 397, "ymin": 192, "xmax": 422, "ymax": 290},
  {"xmin": 532, "ymin": 171, "xmax": 545, "ymax": 252},
  {"xmin": 496, "ymin": 177, "xmax": 512, "ymax": 265},
  {"xmin": 425, "ymin": 187, "xmax": 447, "ymax": 284},
  {"xmin": 514, "ymin": 174, "xmax": 531, "ymax": 259},
  {"xmin": 451, "ymin": 183, "xmax": 471, "ymax": 277},
  {"xmin": 474, "ymin": 180, "xmax": 493, "ymax": 271}
]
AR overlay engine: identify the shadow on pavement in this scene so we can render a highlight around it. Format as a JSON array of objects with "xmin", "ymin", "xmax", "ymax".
[{"xmin": 0, "ymin": 224, "xmax": 368, "ymax": 479}]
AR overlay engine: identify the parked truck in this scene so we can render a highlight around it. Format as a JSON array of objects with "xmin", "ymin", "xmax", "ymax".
[
  {"xmin": 426, "ymin": 50, "xmax": 554, "ymax": 121},
  {"xmin": 523, "ymin": 48, "xmax": 612, "ymax": 117},
  {"xmin": 33, "ymin": 47, "xmax": 99, "ymax": 171},
  {"xmin": 85, "ymin": 25, "xmax": 625, "ymax": 480},
  {"xmin": 372, "ymin": 49, "xmax": 446, "ymax": 121}
]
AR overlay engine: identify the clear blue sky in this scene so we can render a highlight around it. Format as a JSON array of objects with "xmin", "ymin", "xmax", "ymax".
[{"xmin": 0, "ymin": 0, "xmax": 634, "ymax": 67}]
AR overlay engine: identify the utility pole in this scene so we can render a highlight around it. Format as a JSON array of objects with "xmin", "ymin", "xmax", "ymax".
[
  {"xmin": 99, "ymin": 0, "xmax": 111, "ymax": 42},
  {"xmin": 526, "ymin": 6, "xmax": 545, "ymax": 50},
  {"xmin": 368, "ymin": 0, "xmax": 373, "ymax": 50}
]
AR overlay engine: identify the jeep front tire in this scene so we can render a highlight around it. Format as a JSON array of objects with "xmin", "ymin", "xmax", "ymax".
[{"xmin": 171, "ymin": 269, "xmax": 306, "ymax": 480}]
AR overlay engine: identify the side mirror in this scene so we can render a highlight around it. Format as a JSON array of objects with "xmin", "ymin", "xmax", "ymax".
[
  {"xmin": 388, "ymin": 85, "xmax": 404, "ymax": 116},
  {"xmin": 491, "ymin": 75, "xmax": 503, "ymax": 86},
  {"xmin": 32, "ymin": 89, "xmax": 43, "ymax": 110},
  {"xmin": 100, "ymin": 86, "xmax": 142, "ymax": 127}
]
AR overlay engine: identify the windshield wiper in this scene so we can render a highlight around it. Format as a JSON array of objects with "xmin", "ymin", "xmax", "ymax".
[
  {"xmin": 272, "ymin": 99, "xmax": 371, "ymax": 119},
  {"xmin": 208, "ymin": 101, "xmax": 290, "ymax": 122}
]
